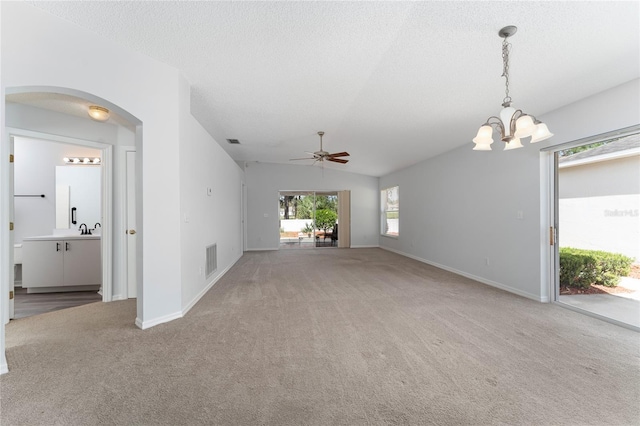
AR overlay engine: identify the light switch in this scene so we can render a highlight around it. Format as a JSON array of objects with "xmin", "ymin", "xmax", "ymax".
[
  {"xmin": 517, "ymin": 210, "xmax": 524, "ymax": 220},
  {"xmin": 263, "ymin": 213, "xmax": 269, "ymax": 218},
  {"xmin": 207, "ymin": 187, "xmax": 213, "ymax": 196}
]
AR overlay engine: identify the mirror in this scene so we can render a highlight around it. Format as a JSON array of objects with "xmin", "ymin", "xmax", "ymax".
[{"xmin": 55, "ymin": 166, "xmax": 101, "ymax": 230}]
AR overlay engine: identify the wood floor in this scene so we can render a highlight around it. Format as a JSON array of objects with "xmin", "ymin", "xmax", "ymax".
[{"xmin": 12, "ymin": 287, "xmax": 102, "ymax": 319}]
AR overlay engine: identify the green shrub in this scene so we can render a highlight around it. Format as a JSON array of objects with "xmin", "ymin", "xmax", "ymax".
[
  {"xmin": 559, "ymin": 251, "xmax": 596, "ymax": 289},
  {"xmin": 559, "ymin": 247, "xmax": 634, "ymax": 288}
]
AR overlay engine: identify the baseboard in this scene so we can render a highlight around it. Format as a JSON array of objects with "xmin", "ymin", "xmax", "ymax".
[
  {"xmin": 350, "ymin": 245, "xmax": 379, "ymax": 248},
  {"xmin": 0, "ymin": 359, "xmax": 8, "ymax": 375},
  {"xmin": 381, "ymin": 246, "xmax": 548, "ymax": 303},
  {"xmin": 182, "ymin": 253, "xmax": 242, "ymax": 316},
  {"xmin": 135, "ymin": 311, "xmax": 183, "ymax": 330},
  {"xmin": 245, "ymin": 247, "xmax": 278, "ymax": 251},
  {"xmin": 111, "ymin": 294, "xmax": 128, "ymax": 301}
]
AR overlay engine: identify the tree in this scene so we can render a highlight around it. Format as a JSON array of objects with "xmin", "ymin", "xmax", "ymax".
[
  {"xmin": 315, "ymin": 209, "xmax": 337, "ymax": 234},
  {"xmin": 296, "ymin": 196, "xmax": 314, "ymax": 219}
]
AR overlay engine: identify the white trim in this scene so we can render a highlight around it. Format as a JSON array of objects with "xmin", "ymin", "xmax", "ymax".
[
  {"xmin": 351, "ymin": 245, "xmax": 380, "ymax": 248},
  {"xmin": 6, "ymin": 128, "xmax": 114, "ymax": 303},
  {"xmin": 0, "ymin": 359, "xmax": 8, "ymax": 375},
  {"xmin": 246, "ymin": 247, "xmax": 279, "ymax": 251},
  {"xmin": 182, "ymin": 253, "xmax": 243, "ymax": 316},
  {"xmin": 381, "ymin": 246, "xmax": 549, "ymax": 303},
  {"xmin": 135, "ymin": 311, "xmax": 183, "ymax": 330},
  {"xmin": 558, "ymin": 147, "xmax": 640, "ymax": 169}
]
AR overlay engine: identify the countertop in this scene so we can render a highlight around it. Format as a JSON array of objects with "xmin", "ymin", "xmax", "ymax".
[{"xmin": 23, "ymin": 235, "xmax": 101, "ymax": 241}]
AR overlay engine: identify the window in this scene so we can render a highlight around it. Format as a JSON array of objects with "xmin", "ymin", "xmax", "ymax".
[{"xmin": 381, "ymin": 186, "xmax": 399, "ymax": 237}]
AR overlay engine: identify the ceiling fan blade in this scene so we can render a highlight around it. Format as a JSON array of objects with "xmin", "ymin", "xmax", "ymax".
[
  {"xmin": 327, "ymin": 151, "xmax": 350, "ymax": 158},
  {"xmin": 327, "ymin": 157, "xmax": 349, "ymax": 164},
  {"xmin": 289, "ymin": 157, "xmax": 316, "ymax": 161}
]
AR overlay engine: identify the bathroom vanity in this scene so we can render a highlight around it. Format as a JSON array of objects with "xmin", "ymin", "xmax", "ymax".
[{"xmin": 22, "ymin": 235, "xmax": 101, "ymax": 293}]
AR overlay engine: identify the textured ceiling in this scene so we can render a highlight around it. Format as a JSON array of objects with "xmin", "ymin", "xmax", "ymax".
[{"xmin": 22, "ymin": 1, "xmax": 640, "ymax": 176}]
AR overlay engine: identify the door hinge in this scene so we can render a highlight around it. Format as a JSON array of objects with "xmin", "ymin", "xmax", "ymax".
[
  {"xmin": 9, "ymin": 154, "xmax": 14, "ymax": 163},
  {"xmin": 549, "ymin": 227, "xmax": 555, "ymax": 246},
  {"xmin": 9, "ymin": 222, "xmax": 14, "ymax": 231},
  {"xmin": 9, "ymin": 291, "xmax": 14, "ymax": 300}
]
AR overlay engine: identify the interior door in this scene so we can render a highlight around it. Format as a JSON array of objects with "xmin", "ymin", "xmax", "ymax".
[{"xmin": 126, "ymin": 150, "xmax": 137, "ymax": 298}]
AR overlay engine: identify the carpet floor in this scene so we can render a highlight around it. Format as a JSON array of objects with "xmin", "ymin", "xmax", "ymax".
[{"xmin": 1, "ymin": 248, "xmax": 639, "ymax": 425}]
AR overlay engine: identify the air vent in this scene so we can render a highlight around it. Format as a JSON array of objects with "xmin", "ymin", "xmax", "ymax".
[
  {"xmin": 226, "ymin": 139, "xmax": 240, "ymax": 144},
  {"xmin": 206, "ymin": 244, "xmax": 217, "ymax": 277}
]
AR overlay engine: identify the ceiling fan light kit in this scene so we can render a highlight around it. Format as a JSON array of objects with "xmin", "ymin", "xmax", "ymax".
[
  {"xmin": 290, "ymin": 131, "xmax": 350, "ymax": 165},
  {"xmin": 472, "ymin": 25, "xmax": 553, "ymax": 151}
]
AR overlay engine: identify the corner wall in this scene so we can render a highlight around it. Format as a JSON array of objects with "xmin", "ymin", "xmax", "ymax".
[
  {"xmin": 1, "ymin": 2, "xmax": 183, "ymax": 331},
  {"xmin": 379, "ymin": 79, "xmax": 640, "ymax": 302}
]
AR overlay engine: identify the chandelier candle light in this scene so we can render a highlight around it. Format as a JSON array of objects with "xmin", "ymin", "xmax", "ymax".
[{"xmin": 473, "ymin": 26, "xmax": 553, "ymax": 151}]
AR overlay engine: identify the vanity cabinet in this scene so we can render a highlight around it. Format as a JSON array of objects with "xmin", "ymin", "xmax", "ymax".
[{"xmin": 22, "ymin": 237, "xmax": 101, "ymax": 289}]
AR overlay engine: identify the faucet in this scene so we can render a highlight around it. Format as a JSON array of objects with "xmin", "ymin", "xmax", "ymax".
[
  {"xmin": 79, "ymin": 223, "xmax": 88, "ymax": 235},
  {"xmin": 94, "ymin": 222, "xmax": 101, "ymax": 229}
]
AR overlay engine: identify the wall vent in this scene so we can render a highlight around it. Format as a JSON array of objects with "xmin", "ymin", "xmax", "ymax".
[
  {"xmin": 226, "ymin": 139, "xmax": 240, "ymax": 144},
  {"xmin": 206, "ymin": 244, "xmax": 217, "ymax": 277}
]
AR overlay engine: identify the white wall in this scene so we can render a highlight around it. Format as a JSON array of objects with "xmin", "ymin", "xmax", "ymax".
[
  {"xmin": 6, "ymin": 103, "xmax": 133, "ymax": 300},
  {"xmin": 12, "ymin": 136, "xmax": 101, "ymax": 243},
  {"xmin": 244, "ymin": 162, "xmax": 379, "ymax": 249},
  {"xmin": 178, "ymin": 74, "xmax": 244, "ymax": 313},
  {"xmin": 1, "ymin": 1, "xmax": 183, "ymax": 341},
  {"xmin": 379, "ymin": 78, "xmax": 640, "ymax": 302}
]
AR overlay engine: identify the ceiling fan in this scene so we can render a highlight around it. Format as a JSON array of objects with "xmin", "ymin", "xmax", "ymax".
[{"xmin": 290, "ymin": 131, "xmax": 350, "ymax": 164}]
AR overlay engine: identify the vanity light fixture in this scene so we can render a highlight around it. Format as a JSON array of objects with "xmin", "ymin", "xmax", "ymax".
[
  {"xmin": 472, "ymin": 26, "xmax": 553, "ymax": 151},
  {"xmin": 88, "ymin": 105, "xmax": 110, "ymax": 122},
  {"xmin": 64, "ymin": 157, "xmax": 101, "ymax": 165}
]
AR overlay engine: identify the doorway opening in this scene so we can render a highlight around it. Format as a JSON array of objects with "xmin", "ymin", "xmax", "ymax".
[
  {"xmin": 279, "ymin": 191, "xmax": 350, "ymax": 249},
  {"xmin": 12, "ymin": 135, "xmax": 104, "ymax": 319},
  {"xmin": 551, "ymin": 127, "xmax": 640, "ymax": 329}
]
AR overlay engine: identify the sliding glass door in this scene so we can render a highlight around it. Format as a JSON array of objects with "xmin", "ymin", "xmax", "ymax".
[
  {"xmin": 278, "ymin": 191, "xmax": 340, "ymax": 249},
  {"xmin": 552, "ymin": 128, "xmax": 640, "ymax": 329}
]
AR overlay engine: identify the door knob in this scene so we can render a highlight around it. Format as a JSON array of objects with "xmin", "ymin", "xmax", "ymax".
[{"xmin": 128, "ymin": 229, "xmax": 136, "ymax": 235}]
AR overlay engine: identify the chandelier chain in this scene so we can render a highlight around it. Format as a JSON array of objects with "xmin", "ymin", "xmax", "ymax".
[{"xmin": 501, "ymin": 37, "xmax": 512, "ymax": 106}]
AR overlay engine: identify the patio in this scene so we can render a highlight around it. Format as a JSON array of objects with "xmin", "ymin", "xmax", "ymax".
[{"xmin": 559, "ymin": 276, "xmax": 640, "ymax": 329}]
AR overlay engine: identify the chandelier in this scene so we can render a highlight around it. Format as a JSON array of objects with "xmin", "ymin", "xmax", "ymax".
[{"xmin": 473, "ymin": 26, "xmax": 553, "ymax": 151}]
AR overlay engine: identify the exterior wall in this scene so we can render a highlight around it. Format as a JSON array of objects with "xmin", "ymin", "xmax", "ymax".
[{"xmin": 559, "ymin": 155, "xmax": 640, "ymax": 261}]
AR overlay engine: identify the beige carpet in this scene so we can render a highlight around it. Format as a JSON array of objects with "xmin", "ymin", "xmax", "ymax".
[{"xmin": 1, "ymin": 248, "xmax": 639, "ymax": 425}]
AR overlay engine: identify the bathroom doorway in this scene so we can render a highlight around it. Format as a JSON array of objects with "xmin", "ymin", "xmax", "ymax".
[{"xmin": 8, "ymin": 133, "xmax": 110, "ymax": 320}]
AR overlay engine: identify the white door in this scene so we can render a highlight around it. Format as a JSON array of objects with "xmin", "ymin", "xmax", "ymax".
[{"xmin": 125, "ymin": 150, "xmax": 137, "ymax": 299}]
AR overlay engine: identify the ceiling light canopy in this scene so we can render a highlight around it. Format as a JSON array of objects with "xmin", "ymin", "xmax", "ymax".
[
  {"xmin": 88, "ymin": 105, "xmax": 110, "ymax": 121},
  {"xmin": 473, "ymin": 26, "xmax": 553, "ymax": 151}
]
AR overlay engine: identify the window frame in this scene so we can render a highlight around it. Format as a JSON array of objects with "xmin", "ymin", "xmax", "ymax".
[{"xmin": 380, "ymin": 185, "xmax": 399, "ymax": 238}]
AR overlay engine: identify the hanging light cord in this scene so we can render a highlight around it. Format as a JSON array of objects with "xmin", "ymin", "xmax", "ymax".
[{"xmin": 501, "ymin": 37, "xmax": 512, "ymax": 107}]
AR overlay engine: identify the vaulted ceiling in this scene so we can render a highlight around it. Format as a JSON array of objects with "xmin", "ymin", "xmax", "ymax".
[{"xmin": 20, "ymin": 1, "xmax": 640, "ymax": 176}]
